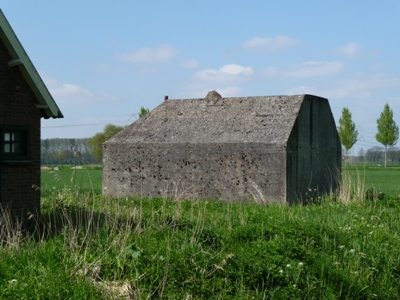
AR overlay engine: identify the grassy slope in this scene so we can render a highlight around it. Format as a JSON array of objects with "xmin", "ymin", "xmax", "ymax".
[{"xmin": 0, "ymin": 167, "xmax": 399, "ymax": 299}]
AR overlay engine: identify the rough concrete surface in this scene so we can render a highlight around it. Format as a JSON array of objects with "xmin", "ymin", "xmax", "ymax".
[{"xmin": 103, "ymin": 94, "xmax": 341, "ymax": 204}]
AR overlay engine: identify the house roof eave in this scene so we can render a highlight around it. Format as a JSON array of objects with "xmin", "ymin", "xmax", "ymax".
[{"xmin": 0, "ymin": 9, "xmax": 63, "ymax": 119}]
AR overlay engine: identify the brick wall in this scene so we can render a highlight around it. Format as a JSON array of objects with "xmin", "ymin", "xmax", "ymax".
[{"xmin": 0, "ymin": 38, "xmax": 43, "ymax": 222}]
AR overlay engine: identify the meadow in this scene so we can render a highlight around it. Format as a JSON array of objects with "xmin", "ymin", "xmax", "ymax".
[
  {"xmin": 40, "ymin": 166, "xmax": 103, "ymax": 196},
  {"xmin": 345, "ymin": 165, "xmax": 400, "ymax": 197},
  {"xmin": 0, "ymin": 165, "xmax": 400, "ymax": 299}
]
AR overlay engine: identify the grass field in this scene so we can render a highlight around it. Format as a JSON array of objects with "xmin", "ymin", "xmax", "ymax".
[
  {"xmin": 41, "ymin": 166, "xmax": 103, "ymax": 196},
  {"xmin": 0, "ymin": 165, "xmax": 399, "ymax": 299},
  {"xmin": 344, "ymin": 165, "xmax": 400, "ymax": 197},
  {"xmin": 40, "ymin": 164, "xmax": 400, "ymax": 198}
]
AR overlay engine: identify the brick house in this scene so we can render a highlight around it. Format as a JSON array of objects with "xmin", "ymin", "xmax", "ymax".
[
  {"xmin": 0, "ymin": 10, "xmax": 63, "ymax": 222},
  {"xmin": 103, "ymin": 92, "xmax": 341, "ymax": 204}
]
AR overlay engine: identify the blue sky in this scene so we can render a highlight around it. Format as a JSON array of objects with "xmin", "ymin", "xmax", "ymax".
[{"xmin": 2, "ymin": 1, "xmax": 400, "ymax": 154}]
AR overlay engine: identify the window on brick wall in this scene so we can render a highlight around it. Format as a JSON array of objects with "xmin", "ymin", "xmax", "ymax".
[{"xmin": 1, "ymin": 126, "xmax": 29, "ymax": 161}]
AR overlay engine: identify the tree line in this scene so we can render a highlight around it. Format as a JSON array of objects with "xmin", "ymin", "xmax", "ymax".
[
  {"xmin": 354, "ymin": 146, "xmax": 400, "ymax": 165},
  {"xmin": 41, "ymin": 105, "xmax": 399, "ymax": 167},
  {"xmin": 40, "ymin": 137, "xmax": 400, "ymax": 166},
  {"xmin": 338, "ymin": 103, "xmax": 399, "ymax": 167},
  {"xmin": 41, "ymin": 124, "xmax": 126, "ymax": 165},
  {"xmin": 41, "ymin": 137, "xmax": 99, "ymax": 165},
  {"xmin": 41, "ymin": 107, "xmax": 150, "ymax": 165}
]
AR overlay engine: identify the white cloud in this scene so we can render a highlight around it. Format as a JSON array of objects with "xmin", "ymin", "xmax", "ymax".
[
  {"xmin": 43, "ymin": 76, "xmax": 115, "ymax": 105},
  {"xmin": 51, "ymin": 83, "xmax": 92, "ymax": 98},
  {"xmin": 215, "ymin": 86, "xmax": 242, "ymax": 97},
  {"xmin": 181, "ymin": 59, "xmax": 199, "ymax": 68},
  {"xmin": 332, "ymin": 42, "xmax": 362, "ymax": 58},
  {"xmin": 179, "ymin": 64, "xmax": 252, "ymax": 98},
  {"xmin": 286, "ymin": 74, "xmax": 400, "ymax": 99},
  {"xmin": 117, "ymin": 44, "xmax": 177, "ymax": 63},
  {"xmin": 242, "ymin": 35, "xmax": 300, "ymax": 52},
  {"xmin": 265, "ymin": 61, "xmax": 344, "ymax": 79},
  {"xmin": 283, "ymin": 61, "xmax": 344, "ymax": 78},
  {"xmin": 334, "ymin": 74, "xmax": 400, "ymax": 96},
  {"xmin": 196, "ymin": 64, "xmax": 254, "ymax": 81}
]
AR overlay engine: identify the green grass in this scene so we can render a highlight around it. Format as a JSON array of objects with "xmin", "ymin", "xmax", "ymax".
[
  {"xmin": 1, "ymin": 166, "xmax": 400, "ymax": 298},
  {"xmin": 41, "ymin": 166, "xmax": 102, "ymax": 196},
  {"xmin": 344, "ymin": 165, "xmax": 400, "ymax": 197}
]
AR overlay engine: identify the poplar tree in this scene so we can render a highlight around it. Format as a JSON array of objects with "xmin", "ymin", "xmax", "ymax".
[
  {"xmin": 376, "ymin": 103, "xmax": 399, "ymax": 167},
  {"xmin": 88, "ymin": 124, "xmax": 125, "ymax": 161},
  {"xmin": 338, "ymin": 107, "xmax": 358, "ymax": 162}
]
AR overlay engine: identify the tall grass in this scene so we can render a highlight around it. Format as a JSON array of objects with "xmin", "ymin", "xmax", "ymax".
[
  {"xmin": 0, "ymin": 205, "xmax": 24, "ymax": 249},
  {"xmin": 339, "ymin": 167, "xmax": 367, "ymax": 203},
  {"xmin": 1, "ymin": 167, "xmax": 400, "ymax": 298}
]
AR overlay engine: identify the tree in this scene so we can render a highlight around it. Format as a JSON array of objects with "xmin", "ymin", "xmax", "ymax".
[
  {"xmin": 357, "ymin": 148, "xmax": 365, "ymax": 163},
  {"xmin": 88, "ymin": 124, "xmax": 125, "ymax": 161},
  {"xmin": 365, "ymin": 146, "xmax": 384, "ymax": 164},
  {"xmin": 52, "ymin": 149, "xmax": 71, "ymax": 165},
  {"xmin": 41, "ymin": 138, "xmax": 99, "ymax": 165},
  {"xmin": 42, "ymin": 138, "xmax": 50, "ymax": 164},
  {"xmin": 139, "ymin": 107, "xmax": 150, "ymax": 118},
  {"xmin": 387, "ymin": 147, "xmax": 400, "ymax": 165},
  {"xmin": 376, "ymin": 103, "xmax": 399, "ymax": 167},
  {"xmin": 337, "ymin": 107, "xmax": 358, "ymax": 163}
]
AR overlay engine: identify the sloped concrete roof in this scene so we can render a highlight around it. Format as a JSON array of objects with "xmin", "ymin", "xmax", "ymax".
[
  {"xmin": 108, "ymin": 94, "xmax": 315, "ymax": 144},
  {"xmin": 0, "ymin": 9, "xmax": 63, "ymax": 119}
]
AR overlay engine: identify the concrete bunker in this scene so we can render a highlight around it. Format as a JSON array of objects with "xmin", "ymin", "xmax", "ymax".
[{"xmin": 103, "ymin": 93, "xmax": 341, "ymax": 204}]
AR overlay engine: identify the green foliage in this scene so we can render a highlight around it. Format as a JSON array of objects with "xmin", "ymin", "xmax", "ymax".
[
  {"xmin": 376, "ymin": 103, "xmax": 399, "ymax": 147},
  {"xmin": 5, "ymin": 167, "xmax": 399, "ymax": 298},
  {"xmin": 4, "ymin": 192, "xmax": 400, "ymax": 299},
  {"xmin": 365, "ymin": 188, "xmax": 385, "ymax": 201},
  {"xmin": 41, "ymin": 138, "xmax": 98, "ymax": 165},
  {"xmin": 338, "ymin": 107, "xmax": 358, "ymax": 155},
  {"xmin": 88, "ymin": 124, "xmax": 124, "ymax": 161},
  {"xmin": 0, "ymin": 239, "xmax": 100, "ymax": 299},
  {"xmin": 139, "ymin": 107, "xmax": 150, "ymax": 118},
  {"xmin": 376, "ymin": 103, "xmax": 399, "ymax": 167}
]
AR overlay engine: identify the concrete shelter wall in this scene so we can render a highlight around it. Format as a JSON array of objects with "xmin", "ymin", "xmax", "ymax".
[
  {"xmin": 103, "ymin": 142, "xmax": 287, "ymax": 203},
  {"xmin": 286, "ymin": 96, "xmax": 341, "ymax": 204}
]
